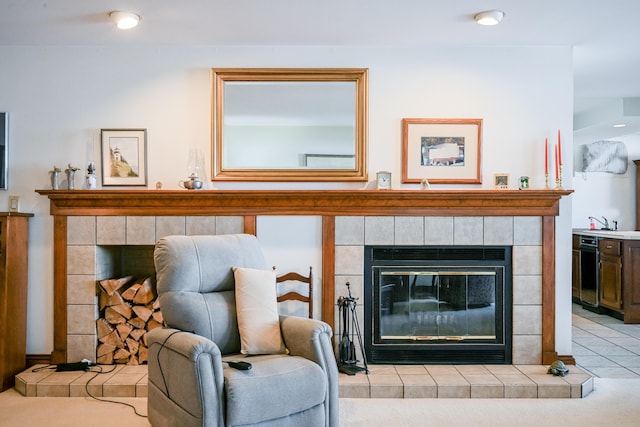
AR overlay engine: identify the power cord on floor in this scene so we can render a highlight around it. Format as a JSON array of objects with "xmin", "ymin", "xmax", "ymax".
[
  {"xmin": 84, "ymin": 364, "xmax": 148, "ymax": 418},
  {"xmin": 30, "ymin": 362, "xmax": 148, "ymax": 418}
]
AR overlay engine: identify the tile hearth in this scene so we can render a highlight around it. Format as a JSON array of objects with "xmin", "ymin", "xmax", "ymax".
[{"xmin": 16, "ymin": 364, "xmax": 593, "ymax": 399}]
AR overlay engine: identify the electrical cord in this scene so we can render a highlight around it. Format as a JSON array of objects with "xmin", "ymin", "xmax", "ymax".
[
  {"xmin": 29, "ymin": 330, "xmax": 196, "ymax": 417},
  {"xmin": 156, "ymin": 329, "xmax": 189, "ymax": 401},
  {"xmin": 30, "ymin": 363, "xmax": 147, "ymax": 418},
  {"xmin": 84, "ymin": 364, "xmax": 148, "ymax": 418}
]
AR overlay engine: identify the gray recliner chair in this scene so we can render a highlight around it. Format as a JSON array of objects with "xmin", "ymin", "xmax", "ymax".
[{"xmin": 147, "ymin": 234, "xmax": 338, "ymax": 427}]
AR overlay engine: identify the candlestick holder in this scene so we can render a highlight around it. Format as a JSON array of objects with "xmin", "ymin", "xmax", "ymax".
[
  {"xmin": 555, "ymin": 165, "xmax": 563, "ymax": 190},
  {"xmin": 544, "ymin": 172, "xmax": 550, "ymax": 189}
]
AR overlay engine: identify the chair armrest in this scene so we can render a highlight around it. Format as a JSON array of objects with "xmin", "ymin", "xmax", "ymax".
[
  {"xmin": 147, "ymin": 328, "xmax": 225, "ymax": 426},
  {"xmin": 279, "ymin": 316, "xmax": 333, "ymax": 361},
  {"xmin": 279, "ymin": 316, "xmax": 339, "ymax": 427}
]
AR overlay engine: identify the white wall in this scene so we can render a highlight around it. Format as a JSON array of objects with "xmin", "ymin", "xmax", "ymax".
[
  {"xmin": 572, "ymin": 134, "xmax": 639, "ymax": 230},
  {"xmin": 0, "ymin": 45, "xmax": 574, "ymax": 356}
]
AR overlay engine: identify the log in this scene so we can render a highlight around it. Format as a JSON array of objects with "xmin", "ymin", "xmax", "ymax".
[
  {"xmin": 126, "ymin": 338, "xmax": 140, "ymax": 356},
  {"xmin": 97, "ymin": 343, "xmax": 116, "ymax": 357},
  {"xmin": 113, "ymin": 347, "xmax": 130, "ymax": 361},
  {"xmin": 111, "ymin": 301, "xmax": 133, "ymax": 319},
  {"xmin": 129, "ymin": 328, "xmax": 146, "ymax": 342},
  {"xmin": 121, "ymin": 283, "xmax": 141, "ymax": 302},
  {"xmin": 105, "ymin": 307, "xmax": 126, "ymax": 325},
  {"xmin": 97, "ymin": 352, "xmax": 114, "ymax": 365},
  {"xmin": 138, "ymin": 345, "xmax": 148, "ymax": 364},
  {"xmin": 129, "ymin": 317, "xmax": 146, "ymax": 330},
  {"xmin": 133, "ymin": 276, "xmax": 156, "ymax": 305},
  {"xmin": 127, "ymin": 355, "xmax": 139, "ymax": 366},
  {"xmin": 99, "ymin": 291, "xmax": 109, "ymax": 311},
  {"xmin": 132, "ymin": 305, "xmax": 152, "ymax": 322},
  {"xmin": 99, "ymin": 275, "xmax": 134, "ymax": 296},
  {"xmin": 106, "ymin": 292, "xmax": 125, "ymax": 307},
  {"xmin": 99, "ymin": 329, "xmax": 124, "ymax": 348},
  {"xmin": 116, "ymin": 323, "xmax": 133, "ymax": 341},
  {"xmin": 146, "ymin": 318, "xmax": 163, "ymax": 331},
  {"xmin": 151, "ymin": 310, "xmax": 164, "ymax": 325},
  {"xmin": 96, "ymin": 318, "xmax": 113, "ymax": 340}
]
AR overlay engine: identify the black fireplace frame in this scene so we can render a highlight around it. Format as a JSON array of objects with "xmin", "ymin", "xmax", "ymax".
[{"xmin": 364, "ymin": 245, "xmax": 512, "ymax": 364}]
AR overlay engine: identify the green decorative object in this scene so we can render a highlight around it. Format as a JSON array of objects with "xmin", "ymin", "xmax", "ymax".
[{"xmin": 548, "ymin": 360, "xmax": 570, "ymax": 377}]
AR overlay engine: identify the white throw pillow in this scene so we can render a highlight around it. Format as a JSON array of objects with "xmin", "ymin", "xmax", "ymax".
[{"xmin": 232, "ymin": 266, "xmax": 287, "ymax": 355}]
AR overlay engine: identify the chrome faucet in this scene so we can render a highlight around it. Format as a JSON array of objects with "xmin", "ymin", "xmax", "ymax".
[{"xmin": 588, "ymin": 216, "xmax": 610, "ymax": 230}]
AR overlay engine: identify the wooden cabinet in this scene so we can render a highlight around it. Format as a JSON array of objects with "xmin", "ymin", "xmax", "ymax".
[
  {"xmin": 0, "ymin": 212, "xmax": 33, "ymax": 391},
  {"xmin": 572, "ymin": 235, "xmax": 581, "ymax": 302},
  {"xmin": 623, "ymin": 240, "xmax": 640, "ymax": 323},
  {"xmin": 599, "ymin": 238, "xmax": 623, "ymax": 311}
]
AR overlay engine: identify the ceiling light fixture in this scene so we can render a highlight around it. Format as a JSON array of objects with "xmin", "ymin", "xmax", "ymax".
[
  {"xmin": 109, "ymin": 11, "xmax": 140, "ymax": 30},
  {"xmin": 613, "ymin": 123, "xmax": 627, "ymax": 128},
  {"xmin": 474, "ymin": 10, "xmax": 504, "ymax": 26}
]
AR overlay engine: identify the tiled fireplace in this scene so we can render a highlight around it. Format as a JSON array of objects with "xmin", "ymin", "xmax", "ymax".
[
  {"xmin": 65, "ymin": 214, "xmax": 541, "ymax": 365},
  {"xmin": 36, "ymin": 189, "xmax": 571, "ymax": 366},
  {"xmin": 333, "ymin": 216, "xmax": 543, "ymax": 364}
]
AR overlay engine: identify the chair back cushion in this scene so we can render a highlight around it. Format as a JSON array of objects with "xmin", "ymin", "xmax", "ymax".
[{"xmin": 154, "ymin": 234, "xmax": 269, "ymax": 354}]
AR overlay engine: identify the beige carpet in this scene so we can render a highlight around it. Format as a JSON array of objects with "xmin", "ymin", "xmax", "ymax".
[{"xmin": 1, "ymin": 378, "xmax": 639, "ymax": 427}]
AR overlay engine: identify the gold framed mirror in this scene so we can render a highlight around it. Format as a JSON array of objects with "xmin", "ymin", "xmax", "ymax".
[{"xmin": 211, "ymin": 68, "xmax": 368, "ymax": 182}]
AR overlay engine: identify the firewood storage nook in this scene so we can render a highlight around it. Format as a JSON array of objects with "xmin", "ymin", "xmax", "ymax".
[{"xmin": 36, "ymin": 189, "xmax": 571, "ymax": 366}]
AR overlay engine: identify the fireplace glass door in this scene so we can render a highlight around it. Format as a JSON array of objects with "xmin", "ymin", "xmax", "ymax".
[
  {"xmin": 364, "ymin": 246, "xmax": 511, "ymax": 364},
  {"xmin": 379, "ymin": 270, "xmax": 497, "ymax": 342}
]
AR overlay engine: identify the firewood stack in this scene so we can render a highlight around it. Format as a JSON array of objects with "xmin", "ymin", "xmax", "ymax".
[{"xmin": 95, "ymin": 275, "xmax": 164, "ymax": 365}]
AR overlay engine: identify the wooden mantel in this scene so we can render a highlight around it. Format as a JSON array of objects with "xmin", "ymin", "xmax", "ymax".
[
  {"xmin": 37, "ymin": 189, "xmax": 568, "ymax": 217},
  {"xmin": 36, "ymin": 189, "xmax": 572, "ymax": 364}
]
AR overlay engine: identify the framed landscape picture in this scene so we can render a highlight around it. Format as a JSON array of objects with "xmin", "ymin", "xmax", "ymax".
[
  {"xmin": 402, "ymin": 118, "xmax": 482, "ymax": 184},
  {"xmin": 101, "ymin": 129, "xmax": 147, "ymax": 186}
]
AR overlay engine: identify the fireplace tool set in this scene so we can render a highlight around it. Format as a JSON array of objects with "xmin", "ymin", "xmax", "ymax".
[{"xmin": 337, "ymin": 282, "xmax": 369, "ymax": 375}]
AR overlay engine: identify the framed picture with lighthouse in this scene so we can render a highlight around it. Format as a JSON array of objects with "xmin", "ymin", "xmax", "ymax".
[{"xmin": 101, "ymin": 128, "xmax": 147, "ymax": 186}]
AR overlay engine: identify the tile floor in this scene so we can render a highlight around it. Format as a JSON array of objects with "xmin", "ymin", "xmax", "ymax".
[
  {"xmin": 19, "ymin": 304, "xmax": 635, "ymax": 399},
  {"xmin": 572, "ymin": 303, "xmax": 640, "ymax": 378}
]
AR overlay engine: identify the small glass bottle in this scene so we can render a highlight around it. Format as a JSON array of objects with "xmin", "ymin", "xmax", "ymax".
[{"xmin": 85, "ymin": 162, "xmax": 97, "ymax": 189}]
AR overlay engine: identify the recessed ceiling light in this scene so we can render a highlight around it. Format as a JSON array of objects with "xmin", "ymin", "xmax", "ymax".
[
  {"xmin": 109, "ymin": 11, "xmax": 140, "ymax": 30},
  {"xmin": 474, "ymin": 10, "xmax": 505, "ymax": 26},
  {"xmin": 613, "ymin": 123, "xmax": 627, "ymax": 128}
]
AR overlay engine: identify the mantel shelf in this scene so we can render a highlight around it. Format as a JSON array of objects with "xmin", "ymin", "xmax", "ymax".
[{"xmin": 35, "ymin": 189, "xmax": 572, "ymax": 217}]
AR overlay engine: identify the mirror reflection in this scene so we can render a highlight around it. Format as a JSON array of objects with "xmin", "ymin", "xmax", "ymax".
[{"xmin": 212, "ymin": 68, "xmax": 368, "ymax": 182}]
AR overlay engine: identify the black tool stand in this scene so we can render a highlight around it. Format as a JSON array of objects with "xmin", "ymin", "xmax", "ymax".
[{"xmin": 337, "ymin": 282, "xmax": 369, "ymax": 375}]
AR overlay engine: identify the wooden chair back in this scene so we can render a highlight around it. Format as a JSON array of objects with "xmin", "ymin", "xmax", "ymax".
[{"xmin": 274, "ymin": 266, "xmax": 313, "ymax": 318}]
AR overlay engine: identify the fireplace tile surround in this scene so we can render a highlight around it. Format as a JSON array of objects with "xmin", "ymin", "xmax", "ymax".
[
  {"xmin": 64, "ymin": 213, "xmax": 542, "ymax": 365},
  {"xmin": 36, "ymin": 189, "xmax": 571, "ymax": 366},
  {"xmin": 334, "ymin": 215, "xmax": 543, "ymax": 364},
  {"xmin": 65, "ymin": 215, "xmax": 245, "ymax": 362}
]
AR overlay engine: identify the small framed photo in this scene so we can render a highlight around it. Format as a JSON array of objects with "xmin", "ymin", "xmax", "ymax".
[
  {"xmin": 402, "ymin": 118, "xmax": 482, "ymax": 184},
  {"xmin": 493, "ymin": 173, "xmax": 510, "ymax": 189},
  {"xmin": 101, "ymin": 129, "xmax": 147, "ymax": 186}
]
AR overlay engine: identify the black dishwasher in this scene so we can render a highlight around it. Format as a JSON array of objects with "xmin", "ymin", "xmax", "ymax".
[{"xmin": 579, "ymin": 235, "xmax": 599, "ymax": 308}]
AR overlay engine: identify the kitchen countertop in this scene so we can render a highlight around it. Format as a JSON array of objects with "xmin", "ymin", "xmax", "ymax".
[{"xmin": 573, "ymin": 229, "xmax": 640, "ymax": 240}]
